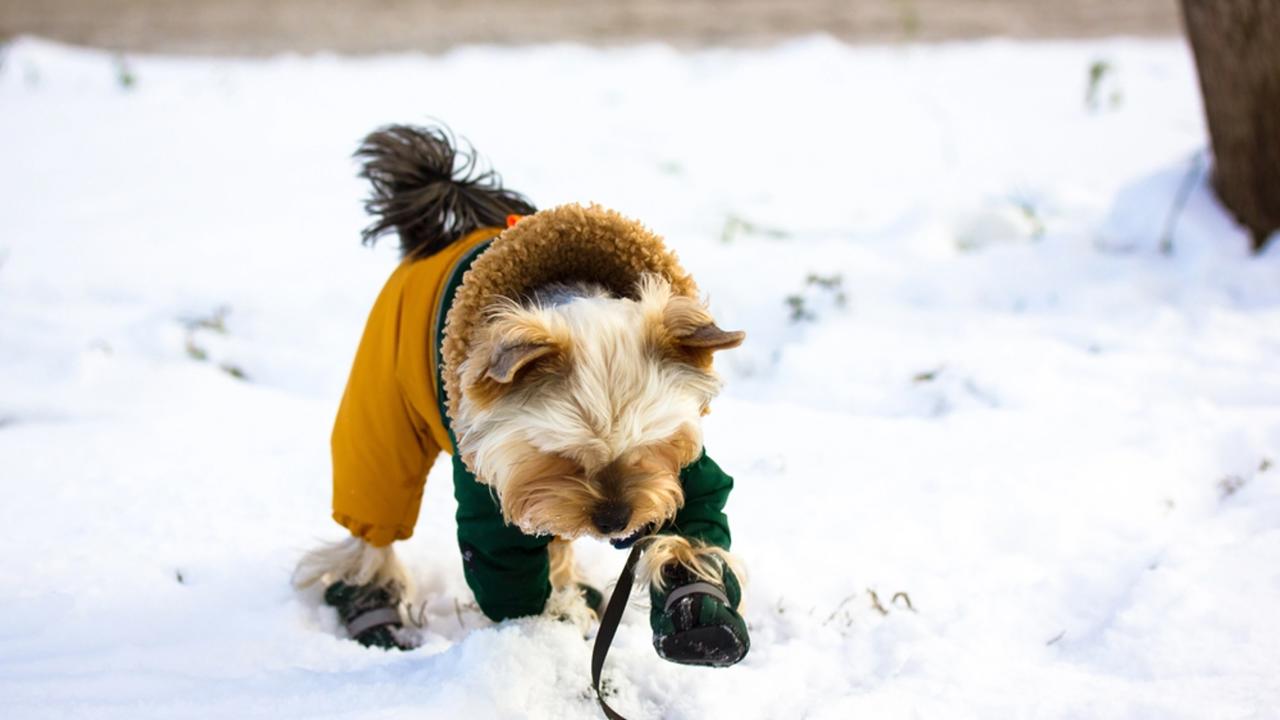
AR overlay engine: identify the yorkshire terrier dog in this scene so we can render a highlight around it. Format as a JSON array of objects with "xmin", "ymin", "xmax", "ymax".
[{"xmin": 294, "ymin": 124, "xmax": 748, "ymax": 667}]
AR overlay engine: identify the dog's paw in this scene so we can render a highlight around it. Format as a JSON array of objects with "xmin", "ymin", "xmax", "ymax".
[
  {"xmin": 324, "ymin": 581, "xmax": 413, "ymax": 651},
  {"xmin": 546, "ymin": 584, "xmax": 600, "ymax": 635},
  {"xmin": 649, "ymin": 565, "xmax": 749, "ymax": 667}
]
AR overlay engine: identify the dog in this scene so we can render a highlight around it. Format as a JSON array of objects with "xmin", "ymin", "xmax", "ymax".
[{"xmin": 294, "ymin": 124, "xmax": 749, "ymax": 666}]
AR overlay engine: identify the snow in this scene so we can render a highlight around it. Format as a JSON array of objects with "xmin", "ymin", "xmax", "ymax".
[{"xmin": 3, "ymin": 35, "xmax": 1279, "ymax": 719}]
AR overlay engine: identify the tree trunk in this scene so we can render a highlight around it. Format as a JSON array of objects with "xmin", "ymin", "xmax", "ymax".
[{"xmin": 1181, "ymin": 0, "xmax": 1280, "ymax": 251}]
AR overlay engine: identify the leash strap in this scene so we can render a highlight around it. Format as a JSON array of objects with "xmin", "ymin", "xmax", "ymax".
[{"xmin": 592, "ymin": 541, "xmax": 646, "ymax": 720}]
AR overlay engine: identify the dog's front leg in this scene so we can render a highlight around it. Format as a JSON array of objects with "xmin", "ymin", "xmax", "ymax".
[
  {"xmin": 544, "ymin": 538, "xmax": 606, "ymax": 631},
  {"xmin": 639, "ymin": 536, "xmax": 750, "ymax": 667}
]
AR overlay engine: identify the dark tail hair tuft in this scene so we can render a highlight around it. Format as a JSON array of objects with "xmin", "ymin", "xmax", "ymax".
[{"xmin": 355, "ymin": 124, "xmax": 536, "ymax": 260}]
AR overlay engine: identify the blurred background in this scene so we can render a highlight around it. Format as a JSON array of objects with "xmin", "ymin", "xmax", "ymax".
[{"xmin": 3, "ymin": 0, "xmax": 1181, "ymax": 53}]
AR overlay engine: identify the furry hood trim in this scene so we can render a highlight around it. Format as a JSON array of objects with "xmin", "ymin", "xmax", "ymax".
[{"xmin": 441, "ymin": 203, "xmax": 698, "ymax": 429}]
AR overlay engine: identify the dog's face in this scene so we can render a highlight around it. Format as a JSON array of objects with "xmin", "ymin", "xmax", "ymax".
[{"xmin": 454, "ymin": 275, "xmax": 743, "ymax": 540}]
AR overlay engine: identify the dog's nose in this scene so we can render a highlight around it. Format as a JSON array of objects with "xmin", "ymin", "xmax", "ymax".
[{"xmin": 592, "ymin": 503, "xmax": 632, "ymax": 535}]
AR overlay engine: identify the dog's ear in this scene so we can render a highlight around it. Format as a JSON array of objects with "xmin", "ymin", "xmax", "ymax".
[
  {"xmin": 652, "ymin": 287, "xmax": 745, "ymax": 358},
  {"xmin": 486, "ymin": 342, "xmax": 558, "ymax": 384},
  {"xmin": 637, "ymin": 274, "xmax": 743, "ymax": 365},
  {"xmin": 673, "ymin": 323, "xmax": 745, "ymax": 352},
  {"xmin": 660, "ymin": 314, "xmax": 745, "ymax": 370}
]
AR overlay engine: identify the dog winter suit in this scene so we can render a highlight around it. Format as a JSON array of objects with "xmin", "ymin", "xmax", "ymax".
[{"xmin": 330, "ymin": 205, "xmax": 747, "ymax": 665}]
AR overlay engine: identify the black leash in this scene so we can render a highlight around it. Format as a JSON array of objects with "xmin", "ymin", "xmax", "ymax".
[{"xmin": 591, "ymin": 540, "xmax": 648, "ymax": 720}]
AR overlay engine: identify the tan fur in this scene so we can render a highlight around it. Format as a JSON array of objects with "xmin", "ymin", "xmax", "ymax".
[
  {"xmin": 639, "ymin": 274, "xmax": 745, "ymax": 370},
  {"xmin": 637, "ymin": 535, "xmax": 745, "ymax": 608},
  {"xmin": 460, "ymin": 298, "xmax": 573, "ymax": 411},
  {"xmin": 498, "ymin": 447, "xmax": 600, "ymax": 537},
  {"xmin": 547, "ymin": 538, "xmax": 579, "ymax": 589},
  {"xmin": 292, "ymin": 536, "xmax": 409, "ymax": 592},
  {"xmin": 544, "ymin": 584, "xmax": 597, "ymax": 634}
]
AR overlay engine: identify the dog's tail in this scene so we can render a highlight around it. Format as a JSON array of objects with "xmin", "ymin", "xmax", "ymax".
[{"xmin": 355, "ymin": 124, "xmax": 535, "ymax": 260}]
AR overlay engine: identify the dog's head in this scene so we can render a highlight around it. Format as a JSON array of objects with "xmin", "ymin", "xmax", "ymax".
[{"xmin": 453, "ymin": 274, "xmax": 743, "ymax": 540}]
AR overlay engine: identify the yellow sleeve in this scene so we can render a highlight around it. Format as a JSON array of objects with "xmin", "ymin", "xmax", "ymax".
[{"xmin": 330, "ymin": 262, "xmax": 442, "ymax": 548}]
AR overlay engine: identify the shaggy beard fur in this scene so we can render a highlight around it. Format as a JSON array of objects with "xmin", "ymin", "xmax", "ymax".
[{"xmin": 453, "ymin": 275, "xmax": 730, "ymax": 541}]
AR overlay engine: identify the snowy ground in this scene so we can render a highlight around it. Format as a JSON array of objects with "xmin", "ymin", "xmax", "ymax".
[{"xmin": 2, "ymin": 36, "xmax": 1279, "ymax": 719}]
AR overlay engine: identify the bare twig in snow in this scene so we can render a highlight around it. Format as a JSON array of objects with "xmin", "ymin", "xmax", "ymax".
[
  {"xmin": 1159, "ymin": 150, "xmax": 1206, "ymax": 255},
  {"xmin": 823, "ymin": 593, "xmax": 859, "ymax": 625},
  {"xmin": 867, "ymin": 589, "xmax": 889, "ymax": 616}
]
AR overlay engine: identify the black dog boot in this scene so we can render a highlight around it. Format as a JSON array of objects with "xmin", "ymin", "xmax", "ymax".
[
  {"xmin": 578, "ymin": 582, "xmax": 605, "ymax": 616},
  {"xmin": 649, "ymin": 564, "xmax": 749, "ymax": 667},
  {"xmin": 324, "ymin": 581, "xmax": 410, "ymax": 650}
]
